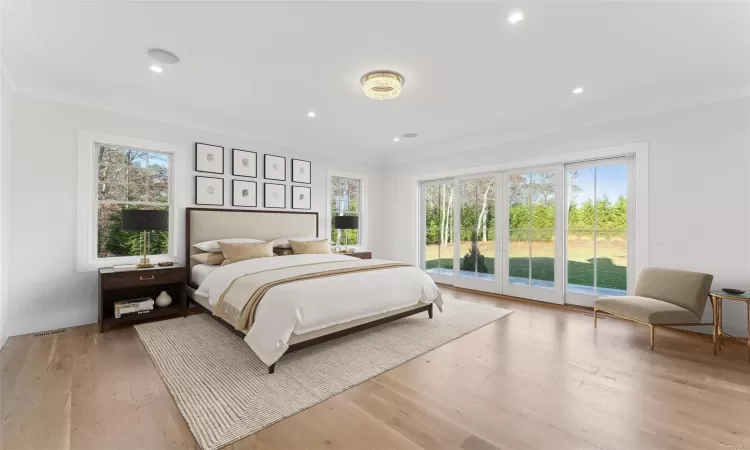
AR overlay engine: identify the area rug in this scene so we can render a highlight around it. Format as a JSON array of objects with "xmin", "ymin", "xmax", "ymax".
[{"xmin": 135, "ymin": 299, "xmax": 512, "ymax": 450}]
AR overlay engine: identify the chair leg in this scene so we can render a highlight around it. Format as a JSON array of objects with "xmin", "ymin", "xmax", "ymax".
[
  {"xmin": 593, "ymin": 308, "xmax": 598, "ymax": 328},
  {"xmin": 649, "ymin": 325, "xmax": 655, "ymax": 350},
  {"xmin": 268, "ymin": 364, "xmax": 275, "ymax": 374}
]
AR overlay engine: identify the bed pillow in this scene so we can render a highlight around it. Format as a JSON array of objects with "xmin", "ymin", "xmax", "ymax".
[
  {"xmin": 219, "ymin": 241, "xmax": 274, "ymax": 265},
  {"xmin": 193, "ymin": 238, "xmax": 265, "ymax": 253},
  {"xmin": 271, "ymin": 237, "xmax": 325, "ymax": 249},
  {"xmin": 191, "ymin": 252, "xmax": 226, "ymax": 265},
  {"xmin": 289, "ymin": 239, "xmax": 331, "ymax": 255}
]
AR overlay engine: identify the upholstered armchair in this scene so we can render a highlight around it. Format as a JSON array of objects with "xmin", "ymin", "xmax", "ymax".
[{"xmin": 594, "ymin": 268, "xmax": 714, "ymax": 349}]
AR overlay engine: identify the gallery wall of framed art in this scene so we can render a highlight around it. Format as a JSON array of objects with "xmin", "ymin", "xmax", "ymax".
[{"xmin": 192, "ymin": 142, "xmax": 314, "ymax": 213}]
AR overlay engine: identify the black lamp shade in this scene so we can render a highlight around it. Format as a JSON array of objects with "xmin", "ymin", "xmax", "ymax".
[
  {"xmin": 333, "ymin": 215, "xmax": 359, "ymax": 230},
  {"xmin": 121, "ymin": 210, "xmax": 169, "ymax": 231}
]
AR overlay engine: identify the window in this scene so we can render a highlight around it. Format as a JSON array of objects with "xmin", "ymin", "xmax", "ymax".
[
  {"xmin": 96, "ymin": 145, "xmax": 171, "ymax": 258},
  {"xmin": 330, "ymin": 175, "xmax": 361, "ymax": 247},
  {"xmin": 77, "ymin": 131, "xmax": 183, "ymax": 272}
]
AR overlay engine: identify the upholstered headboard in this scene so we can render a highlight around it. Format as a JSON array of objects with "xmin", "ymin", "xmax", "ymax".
[{"xmin": 185, "ymin": 208, "xmax": 319, "ymax": 285}]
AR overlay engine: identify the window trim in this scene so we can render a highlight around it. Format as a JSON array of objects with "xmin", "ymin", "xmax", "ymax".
[
  {"xmin": 76, "ymin": 131, "xmax": 185, "ymax": 272},
  {"xmin": 326, "ymin": 169, "xmax": 368, "ymax": 250}
]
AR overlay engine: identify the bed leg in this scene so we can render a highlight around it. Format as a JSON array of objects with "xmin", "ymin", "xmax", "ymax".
[
  {"xmin": 428, "ymin": 304, "xmax": 433, "ymax": 319},
  {"xmin": 268, "ymin": 364, "xmax": 275, "ymax": 374}
]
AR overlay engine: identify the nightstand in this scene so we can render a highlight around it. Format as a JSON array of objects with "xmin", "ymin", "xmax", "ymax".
[
  {"xmin": 344, "ymin": 251, "xmax": 372, "ymax": 260},
  {"xmin": 98, "ymin": 265, "xmax": 187, "ymax": 332}
]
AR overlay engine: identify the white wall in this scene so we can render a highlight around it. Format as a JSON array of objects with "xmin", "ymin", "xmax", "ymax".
[
  {"xmin": 384, "ymin": 97, "xmax": 750, "ymax": 337},
  {"xmin": 8, "ymin": 95, "xmax": 386, "ymax": 336},
  {"xmin": 0, "ymin": 76, "xmax": 11, "ymax": 348}
]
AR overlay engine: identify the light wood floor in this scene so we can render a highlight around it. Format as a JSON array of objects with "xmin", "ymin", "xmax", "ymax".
[{"xmin": 3, "ymin": 287, "xmax": 750, "ymax": 450}]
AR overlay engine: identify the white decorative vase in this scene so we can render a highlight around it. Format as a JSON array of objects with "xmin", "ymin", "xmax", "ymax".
[{"xmin": 155, "ymin": 291, "xmax": 172, "ymax": 308}]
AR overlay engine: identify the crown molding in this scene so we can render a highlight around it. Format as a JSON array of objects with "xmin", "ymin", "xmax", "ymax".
[
  {"xmin": 10, "ymin": 81, "xmax": 386, "ymax": 167},
  {"xmin": 382, "ymin": 84, "xmax": 750, "ymax": 166}
]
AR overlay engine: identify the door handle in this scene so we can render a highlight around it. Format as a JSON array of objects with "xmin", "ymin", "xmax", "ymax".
[{"xmin": 139, "ymin": 275, "xmax": 155, "ymax": 281}]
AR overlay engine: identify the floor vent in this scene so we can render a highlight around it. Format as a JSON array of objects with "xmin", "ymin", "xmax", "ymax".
[{"xmin": 32, "ymin": 328, "xmax": 70, "ymax": 338}]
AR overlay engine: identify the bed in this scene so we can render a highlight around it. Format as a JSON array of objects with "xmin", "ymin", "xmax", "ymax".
[{"xmin": 185, "ymin": 208, "xmax": 443, "ymax": 373}]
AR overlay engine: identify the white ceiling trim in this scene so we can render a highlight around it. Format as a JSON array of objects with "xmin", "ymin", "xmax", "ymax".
[{"xmin": 382, "ymin": 84, "xmax": 750, "ymax": 166}]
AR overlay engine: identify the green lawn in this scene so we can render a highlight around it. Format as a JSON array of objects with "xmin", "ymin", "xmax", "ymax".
[{"xmin": 425, "ymin": 238, "xmax": 627, "ymax": 290}]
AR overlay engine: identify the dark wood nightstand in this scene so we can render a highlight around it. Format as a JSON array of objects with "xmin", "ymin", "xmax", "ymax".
[
  {"xmin": 98, "ymin": 265, "xmax": 187, "ymax": 332},
  {"xmin": 344, "ymin": 251, "xmax": 371, "ymax": 260}
]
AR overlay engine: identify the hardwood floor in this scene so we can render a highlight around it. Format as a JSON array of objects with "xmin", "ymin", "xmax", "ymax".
[{"xmin": 3, "ymin": 287, "xmax": 750, "ymax": 450}]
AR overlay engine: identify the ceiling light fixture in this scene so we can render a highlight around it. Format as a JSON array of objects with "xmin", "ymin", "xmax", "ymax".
[
  {"xmin": 393, "ymin": 137, "xmax": 400, "ymax": 142},
  {"xmin": 147, "ymin": 48, "xmax": 180, "ymax": 65},
  {"xmin": 361, "ymin": 71, "xmax": 404, "ymax": 100},
  {"xmin": 307, "ymin": 111, "xmax": 317, "ymax": 118},
  {"xmin": 402, "ymin": 133, "xmax": 418, "ymax": 139},
  {"xmin": 572, "ymin": 86, "xmax": 584, "ymax": 95},
  {"xmin": 149, "ymin": 65, "xmax": 164, "ymax": 73},
  {"xmin": 507, "ymin": 10, "xmax": 525, "ymax": 25}
]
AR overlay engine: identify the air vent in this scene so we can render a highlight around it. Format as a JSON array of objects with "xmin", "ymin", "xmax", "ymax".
[{"xmin": 33, "ymin": 328, "xmax": 69, "ymax": 338}]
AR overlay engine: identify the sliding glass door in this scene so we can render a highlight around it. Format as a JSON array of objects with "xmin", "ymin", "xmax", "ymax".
[
  {"xmin": 502, "ymin": 167, "xmax": 564, "ymax": 304},
  {"xmin": 421, "ymin": 180, "xmax": 456, "ymax": 284},
  {"xmin": 419, "ymin": 155, "xmax": 635, "ymax": 306},
  {"xmin": 564, "ymin": 157, "xmax": 634, "ymax": 307}
]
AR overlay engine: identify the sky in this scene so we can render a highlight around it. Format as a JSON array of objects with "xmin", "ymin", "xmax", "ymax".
[{"xmin": 569, "ymin": 163, "xmax": 627, "ymax": 204}]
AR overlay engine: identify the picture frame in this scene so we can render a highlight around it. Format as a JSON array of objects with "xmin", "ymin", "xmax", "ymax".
[
  {"xmin": 232, "ymin": 180, "xmax": 258, "ymax": 208},
  {"xmin": 264, "ymin": 154, "xmax": 286, "ymax": 181},
  {"xmin": 232, "ymin": 149, "xmax": 257, "ymax": 178},
  {"xmin": 291, "ymin": 185, "xmax": 311, "ymax": 210},
  {"xmin": 263, "ymin": 183, "xmax": 286, "ymax": 209},
  {"xmin": 291, "ymin": 158, "xmax": 311, "ymax": 184},
  {"xmin": 195, "ymin": 143, "xmax": 224, "ymax": 174},
  {"xmin": 195, "ymin": 176, "xmax": 224, "ymax": 206}
]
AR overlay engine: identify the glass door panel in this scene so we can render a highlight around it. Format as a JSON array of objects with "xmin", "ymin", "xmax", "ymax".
[
  {"xmin": 565, "ymin": 158, "xmax": 632, "ymax": 306},
  {"xmin": 457, "ymin": 177, "xmax": 496, "ymax": 282},
  {"xmin": 422, "ymin": 181, "xmax": 456, "ymax": 282},
  {"xmin": 503, "ymin": 168, "xmax": 563, "ymax": 304}
]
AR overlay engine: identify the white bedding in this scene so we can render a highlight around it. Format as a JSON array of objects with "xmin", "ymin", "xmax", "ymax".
[
  {"xmin": 196, "ymin": 254, "xmax": 443, "ymax": 365},
  {"xmin": 191, "ymin": 264, "xmax": 218, "ymax": 286}
]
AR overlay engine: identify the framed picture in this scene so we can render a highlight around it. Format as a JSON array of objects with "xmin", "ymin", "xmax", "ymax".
[
  {"xmin": 291, "ymin": 185, "xmax": 311, "ymax": 210},
  {"xmin": 232, "ymin": 180, "xmax": 257, "ymax": 207},
  {"xmin": 264, "ymin": 154, "xmax": 286, "ymax": 181},
  {"xmin": 195, "ymin": 176, "xmax": 224, "ymax": 206},
  {"xmin": 264, "ymin": 183, "xmax": 286, "ymax": 209},
  {"xmin": 291, "ymin": 159, "xmax": 311, "ymax": 184},
  {"xmin": 232, "ymin": 149, "xmax": 257, "ymax": 178},
  {"xmin": 195, "ymin": 143, "xmax": 224, "ymax": 174}
]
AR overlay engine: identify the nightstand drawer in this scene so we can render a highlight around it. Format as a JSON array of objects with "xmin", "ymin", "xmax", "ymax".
[{"xmin": 101, "ymin": 268, "xmax": 185, "ymax": 290}]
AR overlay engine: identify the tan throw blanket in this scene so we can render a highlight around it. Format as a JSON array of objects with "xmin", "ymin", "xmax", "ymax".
[{"xmin": 213, "ymin": 259, "xmax": 409, "ymax": 331}]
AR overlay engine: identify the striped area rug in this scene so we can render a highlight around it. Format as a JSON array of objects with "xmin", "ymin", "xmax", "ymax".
[{"xmin": 135, "ymin": 299, "xmax": 512, "ymax": 450}]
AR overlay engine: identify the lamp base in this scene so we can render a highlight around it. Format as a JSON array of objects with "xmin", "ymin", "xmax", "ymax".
[{"xmin": 136, "ymin": 263, "xmax": 154, "ymax": 269}]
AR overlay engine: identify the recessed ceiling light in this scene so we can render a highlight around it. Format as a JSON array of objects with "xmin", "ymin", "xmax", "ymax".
[
  {"xmin": 572, "ymin": 86, "xmax": 584, "ymax": 95},
  {"xmin": 507, "ymin": 10, "xmax": 524, "ymax": 25},
  {"xmin": 307, "ymin": 111, "xmax": 317, "ymax": 118},
  {"xmin": 149, "ymin": 65, "xmax": 164, "ymax": 73},
  {"xmin": 393, "ymin": 137, "xmax": 400, "ymax": 142}
]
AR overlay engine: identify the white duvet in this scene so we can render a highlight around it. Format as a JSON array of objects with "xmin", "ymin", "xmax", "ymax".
[{"xmin": 197, "ymin": 254, "xmax": 443, "ymax": 365}]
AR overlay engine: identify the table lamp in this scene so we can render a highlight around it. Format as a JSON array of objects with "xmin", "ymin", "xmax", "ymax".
[
  {"xmin": 333, "ymin": 215, "xmax": 359, "ymax": 253},
  {"xmin": 121, "ymin": 210, "xmax": 168, "ymax": 268}
]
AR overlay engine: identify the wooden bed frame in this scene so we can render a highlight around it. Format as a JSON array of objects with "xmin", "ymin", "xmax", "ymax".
[{"xmin": 184, "ymin": 207, "xmax": 434, "ymax": 373}]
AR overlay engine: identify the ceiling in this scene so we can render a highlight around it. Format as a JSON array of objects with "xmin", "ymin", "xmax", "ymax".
[{"xmin": 4, "ymin": 1, "xmax": 750, "ymax": 165}]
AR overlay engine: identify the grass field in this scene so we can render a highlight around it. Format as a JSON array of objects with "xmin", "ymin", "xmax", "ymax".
[{"xmin": 425, "ymin": 236, "xmax": 627, "ymax": 290}]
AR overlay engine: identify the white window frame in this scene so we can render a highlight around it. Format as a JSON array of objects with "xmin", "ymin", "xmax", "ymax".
[
  {"xmin": 76, "ymin": 131, "xmax": 186, "ymax": 272},
  {"xmin": 326, "ymin": 169, "xmax": 368, "ymax": 250}
]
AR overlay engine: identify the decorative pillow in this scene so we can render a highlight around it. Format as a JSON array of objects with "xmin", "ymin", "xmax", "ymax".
[
  {"xmin": 273, "ymin": 247, "xmax": 295, "ymax": 256},
  {"xmin": 191, "ymin": 252, "xmax": 225, "ymax": 265},
  {"xmin": 219, "ymin": 241, "xmax": 274, "ymax": 265},
  {"xmin": 271, "ymin": 237, "xmax": 325, "ymax": 249},
  {"xmin": 194, "ymin": 238, "xmax": 265, "ymax": 253},
  {"xmin": 289, "ymin": 239, "xmax": 331, "ymax": 255}
]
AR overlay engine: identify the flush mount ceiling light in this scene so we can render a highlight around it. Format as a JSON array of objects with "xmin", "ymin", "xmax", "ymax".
[
  {"xmin": 361, "ymin": 71, "xmax": 404, "ymax": 100},
  {"xmin": 402, "ymin": 133, "xmax": 418, "ymax": 139},
  {"xmin": 507, "ymin": 10, "xmax": 525, "ymax": 25},
  {"xmin": 147, "ymin": 48, "xmax": 179, "ymax": 73},
  {"xmin": 572, "ymin": 86, "xmax": 584, "ymax": 95}
]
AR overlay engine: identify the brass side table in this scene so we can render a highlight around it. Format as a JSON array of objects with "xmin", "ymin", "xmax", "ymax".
[{"xmin": 708, "ymin": 291, "xmax": 750, "ymax": 363}]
